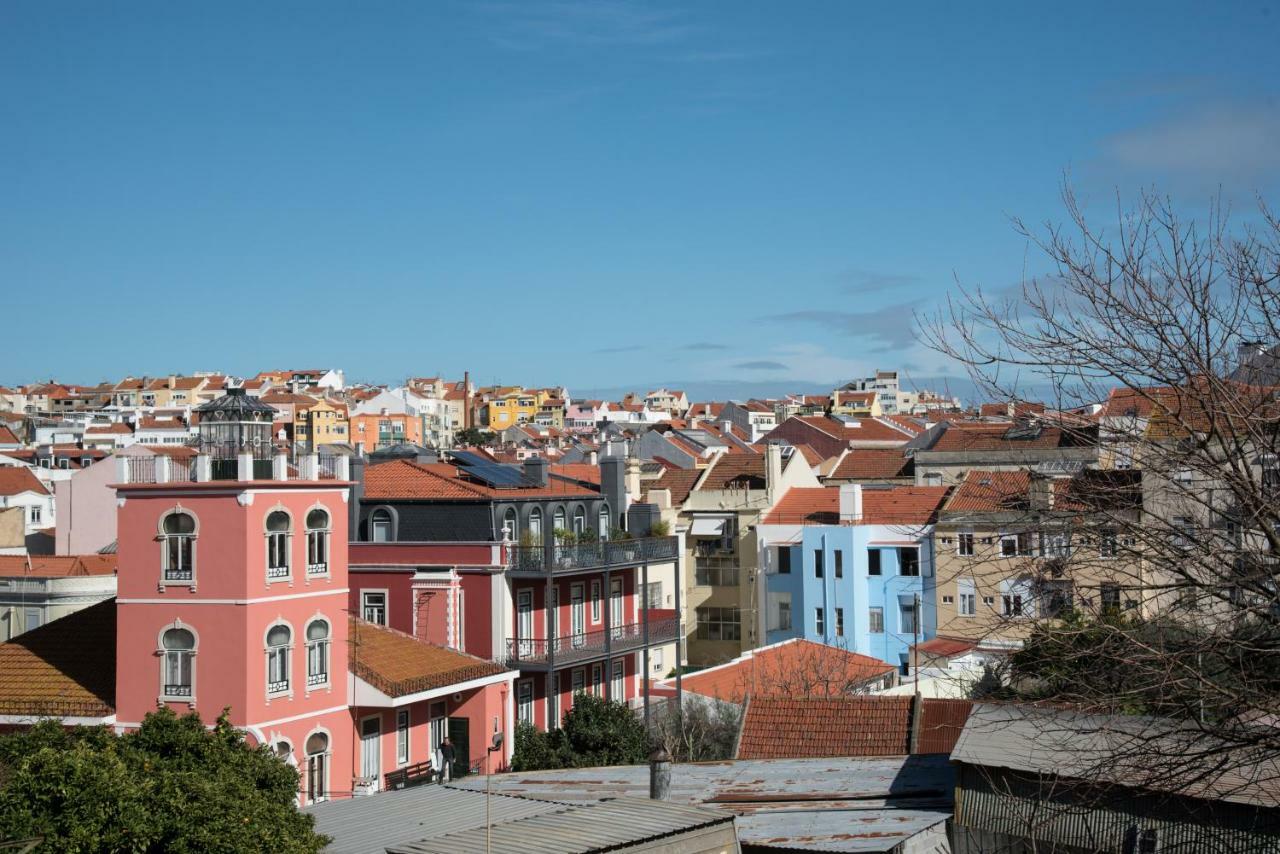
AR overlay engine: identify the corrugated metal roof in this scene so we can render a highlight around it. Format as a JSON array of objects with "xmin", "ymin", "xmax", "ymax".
[
  {"xmin": 450, "ymin": 755, "xmax": 955, "ymax": 852},
  {"xmin": 306, "ymin": 784, "xmax": 564, "ymax": 854},
  {"xmin": 736, "ymin": 808, "xmax": 950, "ymax": 853},
  {"xmin": 953, "ymin": 703, "xmax": 1280, "ymax": 808},
  {"xmin": 387, "ymin": 797, "xmax": 733, "ymax": 854}
]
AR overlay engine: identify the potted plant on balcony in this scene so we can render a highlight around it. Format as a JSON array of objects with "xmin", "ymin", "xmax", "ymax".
[{"xmin": 554, "ymin": 528, "xmax": 576, "ymax": 567}]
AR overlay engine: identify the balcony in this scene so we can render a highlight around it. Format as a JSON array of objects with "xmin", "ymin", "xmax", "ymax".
[
  {"xmin": 506, "ymin": 536, "xmax": 679, "ymax": 575},
  {"xmin": 504, "ymin": 616, "xmax": 679, "ymax": 670}
]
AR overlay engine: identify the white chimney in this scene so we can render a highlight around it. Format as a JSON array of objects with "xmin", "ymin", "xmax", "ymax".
[
  {"xmin": 765, "ymin": 443, "xmax": 784, "ymax": 502},
  {"xmin": 839, "ymin": 483, "xmax": 863, "ymax": 523}
]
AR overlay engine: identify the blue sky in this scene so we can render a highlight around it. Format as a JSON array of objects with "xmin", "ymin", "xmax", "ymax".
[{"xmin": 3, "ymin": 1, "xmax": 1278, "ymax": 398}]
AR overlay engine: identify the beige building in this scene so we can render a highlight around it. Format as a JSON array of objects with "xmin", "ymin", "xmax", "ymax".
[
  {"xmin": 0, "ymin": 554, "xmax": 118, "ymax": 640},
  {"xmin": 931, "ymin": 469, "xmax": 1145, "ymax": 648}
]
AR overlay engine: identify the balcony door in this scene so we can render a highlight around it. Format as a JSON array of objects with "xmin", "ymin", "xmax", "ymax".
[
  {"xmin": 517, "ymin": 590, "xmax": 533, "ymax": 657},
  {"xmin": 360, "ymin": 716, "xmax": 381, "ymax": 787},
  {"xmin": 570, "ymin": 583, "xmax": 585, "ymax": 649},
  {"xmin": 548, "ymin": 588, "xmax": 559, "ymax": 653},
  {"xmin": 610, "ymin": 578, "xmax": 624, "ymax": 640}
]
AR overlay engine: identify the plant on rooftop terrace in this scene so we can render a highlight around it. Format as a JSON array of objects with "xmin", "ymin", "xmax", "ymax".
[
  {"xmin": 608, "ymin": 527, "xmax": 632, "ymax": 542},
  {"xmin": 923, "ymin": 184, "xmax": 1280, "ymax": 819},
  {"xmin": 0, "ymin": 708, "xmax": 327, "ymax": 854},
  {"xmin": 648, "ymin": 519, "xmax": 670, "ymax": 537}
]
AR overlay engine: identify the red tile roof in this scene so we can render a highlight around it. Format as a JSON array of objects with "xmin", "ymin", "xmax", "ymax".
[
  {"xmin": 664, "ymin": 639, "xmax": 895, "ymax": 705},
  {"xmin": 828, "ymin": 449, "xmax": 913, "ymax": 480},
  {"xmin": 944, "ymin": 470, "xmax": 1031, "ymax": 512},
  {"xmin": 762, "ymin": 485, "xmax": 950, "ymax": 526},
  {"xmin": 0, "ymin": 598, "xmax": 116, "ymax": 717},
  {"xmin": 0, "ymin": 555, "xmax": 118, "ymax": 578},
  {"xmin": 641, "ymin": 468, "xmax": 701, "ymax": 507},
  {"xmin": 927, "ymin": 422, "xmax": 1067, "ymax": 452},
  {"xmin": 697, "ymin": 454, "xmax": 766, "ymax": 490},
  {"xmin": 364, "ymin": 459, "xmax": 598, "ymax": 501},
  {"xmin": 350, "ymin": 618, "xmax": 510, "ymax": 697},
  {"xmin": 736, "ymin": 696, "xmax": 973, "ymax": 760},
  {"xmin": 85, "ymin": 422, "xmax": 133, "ymax": 435},
  {"xmin": 912, "ymin": 636, "xmax": 978, "ymax": 658},
  {"xmin": 738, "ymin": 697, "xmax": 912, "ymax": 759},
  {"xmin": 0, "ymin": 467, "xmax": 48, "ymax": 497},
  {"xmin": 0, "ymin": 426, "xmax": 18, "ymax": 444}
]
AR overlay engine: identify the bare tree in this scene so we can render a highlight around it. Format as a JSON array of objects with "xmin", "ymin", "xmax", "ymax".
[{"xmin": 920, "ymin": 186, "xmax": 1280, "ymax": 818}]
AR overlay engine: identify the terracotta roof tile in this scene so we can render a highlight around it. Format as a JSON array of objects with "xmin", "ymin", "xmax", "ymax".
[
  {"xmin": 0, "ymin": 555, "xmax": 117, "ymax": 578},
  {"xmin": 697, "ymin": 454, "xmax": 766, "ymax": 490},
  {"xmin": 944, "ymin": 470, "xmax": 1031, "ymax": 512},
  {"xmin": 763, "ymin": 485, "xmax": 950, "ymax": 525},
  {"xmin": 828, "ymin": 449, "xmax": 913, "ymax": 480},
  {"xmin": 0, "ymin": 599, "xmax": 115, "ymax": 717},
  {"xmin": 0, "ymin": 467, "xmax": 48, "ymax": 497},
  {"xmin": 350, "ymin": 618, "xmax": 510, "ymax": 697},
  {"xmin": 665, "ymin": 639, "xmax": 895, "ymax": 706},
  {"xmin": 737, "ymin": 697, "xmax": 912, "ymax": 759},
  {"xmin": 0, "ymin": 426, "xmax": 18, "ymax": 444},
  {"xmin": 641, "ymin": 468, "xmax": 701, "ymax": 507},
  {"xmin": 364, "ymin": 459, "xmax": 598, "ymax": 501}
]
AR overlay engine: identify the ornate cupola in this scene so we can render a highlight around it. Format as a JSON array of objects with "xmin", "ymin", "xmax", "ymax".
[{"xmin": 195, "ymin": 386, "xmax": 278, "ymax": 480}]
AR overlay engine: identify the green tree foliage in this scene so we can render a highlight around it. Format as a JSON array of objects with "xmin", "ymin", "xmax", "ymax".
[
  {"xmin": 510, "ymin": 693, "xmax": 650, "ymax": 771},
  {"xmin": 0, "ymin": 708, "xmax": 327, "ymax": 854},
  {"xmin": 453, "ymin": 428, "xmax": 495, "ymax": 448}
]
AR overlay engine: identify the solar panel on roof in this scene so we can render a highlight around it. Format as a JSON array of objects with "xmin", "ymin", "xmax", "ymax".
[
  {"xmin": 462, "ymin": 462, "xmax": 533, "ymax": 488},
  {"xmin": 449, "ymin": 450, "xmax": 491, "ymax": 467}
]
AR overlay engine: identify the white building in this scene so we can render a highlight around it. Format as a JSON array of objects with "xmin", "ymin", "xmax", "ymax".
[{"xmin": 0, "ymin": 467, "xmax": 54, "ymax": 537}]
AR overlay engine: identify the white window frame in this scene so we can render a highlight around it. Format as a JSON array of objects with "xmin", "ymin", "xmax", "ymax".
[
  {"xmin": 158, "ymin": 507, "xmax": 198, "ymax": 588},
  {"xmin": 305, "ymin": 616, "xmax": 331, "ymax": 690},
  {"xmin": 362, "ymin": 589, "xmax": 388, "ymax": 625},
  {"xmin": 157, "ymin": 621, "xmax": 198, "ymax": 704},
  {"xmin": 957, "ymin": 531, "xmax": 975, "ymax": 557},
  {"xmin": 869, "ymin": 606, "xmax": 884, "ymax": 634},
  {"xmin": 306, "ymin": 505, "xmax": 331, "ymax": 577},
  {"xmin": 305, "ymin": 729, "xmax": 331, "ymax": 805},
  {"xmin": 958, "ymin": 578, "xmax": 977, "ymax": 617},
  {"xmin": 610, "ymin": 659, "xmax": 624, "ymax": 702},
  {"xmin": 517, "ymin": 679, "xmax": 534, "ymax": 725},
  {"xmin": 396, "ymin": 709, "xmax": 410, "ymax": 766},
  {"xmin": 815, "ymin": 607, "xmax": 825, "ymax": 636},
  {"xmin": 265, "ymin": 507, "xmax": 293, "ymax": 583},
  {"xmin": 590, "ymin": 580, "xmax": 601, "ymax": 623},
  {"xmin": 265, "ymin": 621, "xmax": 294, "ymax": 698}
]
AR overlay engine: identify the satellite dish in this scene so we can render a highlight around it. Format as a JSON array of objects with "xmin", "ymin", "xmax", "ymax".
[{"xmin": 491, "ymin": 732, "xmax": 503, "ymax": 750}]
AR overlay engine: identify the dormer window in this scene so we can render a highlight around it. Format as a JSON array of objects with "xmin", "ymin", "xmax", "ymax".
[
  {"xmin": 266, "ymin": 511, "xmax": 292, "ymax": 580},
  {"xmin": 161, "ymin": 511, "xmax": 197, "ymax": 583}
]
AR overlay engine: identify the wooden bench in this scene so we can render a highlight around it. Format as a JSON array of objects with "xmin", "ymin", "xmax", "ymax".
[{"xmin": 383, "ymin": 760, "xmax": 434, "ymax": 791}]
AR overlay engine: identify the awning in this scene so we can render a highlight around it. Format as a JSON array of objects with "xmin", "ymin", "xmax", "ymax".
[{"xmin": 690, "ymin": 518, "xmax": 727, "ymax": 537}]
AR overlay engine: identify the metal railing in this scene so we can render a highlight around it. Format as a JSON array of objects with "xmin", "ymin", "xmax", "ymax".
[
  {"xmin": 267, "ymin": 563, "xmax": 290, "ymax": 580},
  {"xmin": 307, "ymin": 562, "xmax": 329, "ymax": 576},
  {"xmin": 163, "ymin": 567, "xmax": 193, "ymax": 582},
  {"xmin": 506, "ymin": 536, "xmax": 678, "ymax": 574},
  {"xmin": 503, "ymin": 616, "xmax": 678, "ymax": 667},
  {"xmin": 163, "ymin": 683, "xmax": 192, "ymax": 697},
  {"xmin": 268, "ymin": 679, "xmax": 290, "ymax": 695},
  {"xmin": 317, "ymin": 454, "xmax": 340, "ymax": 479}
]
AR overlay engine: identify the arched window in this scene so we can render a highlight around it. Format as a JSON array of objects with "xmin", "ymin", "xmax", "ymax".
[
  {"xmin": 370, "ymin": 508, "xmax": 393, "ymax": 542},
  {"xmin": 161, "ymin": 511, "xmax": 196, "ymax": 583},
  {"xmin": 275, "ymin": 740, "xmax": 293, "ymax": 763},
  {"xmin": 161, "ymin": 626, "xmax": 195, "ymax": 699},
  {"xmin": 573, "ymin": 506, "xmax": 586, "ymax": 535},
  {"xmin": 598, "ymin": 505, "xmax": 611, "ymax": 538},
  {"xmin": 306, "ymin": 508, "xmax": 330, "ymax": 575},
  {"xmin": 266, "ymin": 624, "xmax": 292, "ymax": 695},
  {"xmin": 529, "ymin": 507, "xmax": 543, "ymax": 544},
  {"xmin": 503, "ymin": 507, "xmax": 517, "ymax": 541},
  {"xmin": 554, "ymin": 507, "xmax": 567, "ymax": 533},
  {"xmin": 306, "ymin": 619, "xmax": 330, "ymax": 687},
  {"xmin": 266, "ymin": 511, "xmax": 291, "ymax": 579},
  {"xmin": 305, "ymin": 731, "xmax": 330, "ymax": 803}
]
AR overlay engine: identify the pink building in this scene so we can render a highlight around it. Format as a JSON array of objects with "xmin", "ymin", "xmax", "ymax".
[{"xmin": 0, "ymin": 388, "xmax": 515, "ymax": 804}]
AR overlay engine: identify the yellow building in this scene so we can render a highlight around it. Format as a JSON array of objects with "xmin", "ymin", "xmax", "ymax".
[
  {"xmin": 295, "ymin": 396, "xmax": 350, "ymax": 449},
  {"xmin": 830, "ymin": 390, "xmax": 883, "ymax": 418},
  {"xmin": 478, "ymin": 386, "xmax": 554, "ymax": 430}
]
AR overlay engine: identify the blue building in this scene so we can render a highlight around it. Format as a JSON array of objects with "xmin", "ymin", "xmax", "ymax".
[{"xmin": 755, "ymin": 483, "xmax": 950, "ymax": 673}]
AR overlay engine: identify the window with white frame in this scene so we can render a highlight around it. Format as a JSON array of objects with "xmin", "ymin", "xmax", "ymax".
[
  {"xmin": 1098, "ymin": 528, "xmax": 1118, "ymax": 557},
  {"xmin": 899, "ymin": 599, "xmax": 916, "ymax": 634},
  {"xmin": 598, "ymin": 506, "xmax": 610, "ymax": 538},
  {"xmin": 306, "ymin": 619, "xmax": 330, "ymax": 687},
  {"xmin": 611, "ymin": 660, "xmax": 624, "ymax": 701},
  {"xmin": 1001, "ymin": 578, "xmax": 1032, "ymax": 617},
  {"xmin": 958, "ymin": 578, "xmax": 976, "ymax": 616},
  {"xmin": 591, "ymin": 663, "xmax": 603, "ymax": 695},
  {"xmin": 1042, "ymin": 531, "xmax": 1071, "ymax": 558},
  {"xmin": 517, "ymin": 680, "xmax": 534, "ymax": 725},
  {"xmin": 957, "ymin": 532, "xmax": 975, "ymax": 556},
  {"xmin": 370, "ymin": 509, "xmax": 393, "ymax": 542},
  {"xmin": 645, "ymin": 581, "xmax": 663, "ymax": 610},
  {"xmin": 306, "ymin": 508, "xmax": 330, "ymax": 575},
  {"xmin": 835, "ymin": 607, "xmax": 845, "ymax": 637},
  {"xmin": 868, "ymin": 606, "xmax": 884, "ymax": 633},
  {"xmin": 161, "ymin": 626, "xmax": 195, "ymax": 699},
  {"xmin": 29, "ymin": 506, "xmax": 42, "ymax": 524},
  {"xmin": 306, "ymin": 732, "xmax": 330, "ymax": 803},
  {"xmin": 266, "ymin": 511, "xmax": 291, "ymax": 579},
  {"xmin": 266, "ymin": 624, "xmax": 292, "ymax": 694},
  {"xmin": 161, "ymin": 510, "xmax": 196, "ymax": 583},
  {"xmin": 572, "ymin": 506, "xmax": 586, "ymax": 534},
  {"xmin": 362, "ymin": 591, "xmax": 387, "ymax": 625},
  {"xmin": 652, "ymin": 647, "xmax": 664, "ymax": 672},
  {"xmin": 396, "ymin": 709, "xmax": 410, "ymax": 766},
  {"xmin": 815, "ymin": 607, "xmax": 825, "ymax": 636}
]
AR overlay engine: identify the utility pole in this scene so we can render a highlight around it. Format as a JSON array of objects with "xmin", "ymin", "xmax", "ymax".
[{"xmin": 913, "ymin": 592, "xmax": 920, "ymax": 695}]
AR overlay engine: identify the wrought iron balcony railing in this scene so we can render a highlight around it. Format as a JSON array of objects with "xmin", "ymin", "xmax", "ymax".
[
  {"xmin": 506, "ymin": 536, "xmax": 678, "ymax": 575},
  {"xmin": 504, "ymin": 616, "xmax": 679, "ymax": 668}
]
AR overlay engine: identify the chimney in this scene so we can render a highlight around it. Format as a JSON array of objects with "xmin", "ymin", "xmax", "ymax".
[
  {"xmin": 839, "ymin": 483, "xmax": 863, "ymax": 523},
  {"xmin": 1029, "ymin": 473, "xmax": 1053, "ymax": 510},
  {"xmin": 600, "ymin": 456, "xmax": 626, "ymax": 527},
  {"xmin": 348, "ymin": 450, "xmax": 366, "ymax": 537},
  {"xmin": 587, "ymin": 450, "xmax": 598, "ymax": 466},
  {"xmin": 765, "ymin": 443, "xmax": 784, "ymax": 501},
  {"xmin": 168, "ymin": 374, "xmax": 177, "ymax": 388},
  {"xmin": 524, "ymin": 456, "xmax": 548, "ymax": 487},
  {"xmin": 625, "ymin": 456, "xmax": 642, "ymax": 502},
  {"xmin": 649, "ymin": 746, "xmax": 672, "ymax": 800}
]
